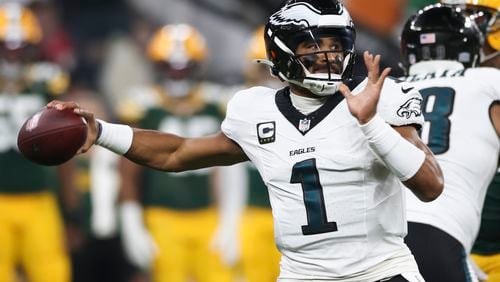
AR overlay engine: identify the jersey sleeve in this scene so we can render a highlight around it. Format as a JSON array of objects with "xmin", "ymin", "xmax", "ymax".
[
  {"xmin": 377, "ymin": 77, "xmax": 425, "ymax": 128},
  {"xmin": 220, "ymin": 88, "xmax": 252, "ymax": 143}
]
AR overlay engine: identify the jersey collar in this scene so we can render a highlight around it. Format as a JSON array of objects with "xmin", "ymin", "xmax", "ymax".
[
  {"xmin": 275, "ymin": 76, "xmax": 363, "ymax": 135},
  {"xmin": 409, "ymin": 60, "xmax": 465, "ymax": 75}
]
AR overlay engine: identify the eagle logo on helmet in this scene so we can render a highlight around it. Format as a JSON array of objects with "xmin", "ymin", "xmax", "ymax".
[
  {"xmin": 270, "ymin": 3, "xmax": 322, "ymax": 27},
  {"xmin": 270, "ymin": 2, "xmax": 351, "ymax": 28}
]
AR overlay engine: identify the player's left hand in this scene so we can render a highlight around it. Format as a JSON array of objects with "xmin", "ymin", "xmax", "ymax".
[{"xmin": 338, "ymin": 51, "xmax": 391, "ymax": 124}]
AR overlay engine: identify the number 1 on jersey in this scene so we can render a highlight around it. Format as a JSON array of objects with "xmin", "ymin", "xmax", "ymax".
[{"xmin": 291, "ymin": 158, "xmax": 338, "ymax": 235}]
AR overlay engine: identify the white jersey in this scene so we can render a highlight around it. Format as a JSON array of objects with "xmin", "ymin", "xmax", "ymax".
[
  {"xmin": 404, "ymin": 61, "xmax": 500, "ymax": 251},
  {"xmin": 221, "ymin": 77, "xmax": 424, "ymax": 281}
]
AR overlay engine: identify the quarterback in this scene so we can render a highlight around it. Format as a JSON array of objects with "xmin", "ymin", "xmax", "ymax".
[{"xmin": 48, "ymin": 0, "xmax": 443, "ymax": 281}]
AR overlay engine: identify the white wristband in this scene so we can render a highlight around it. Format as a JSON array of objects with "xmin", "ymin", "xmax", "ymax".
[
  {"xmin": 359, "ymin": 115, "xmax": 425, "ymax": 181},
  {"xmin": 96, "ymin": 119, "xmax": 133, "ymax": 155}
]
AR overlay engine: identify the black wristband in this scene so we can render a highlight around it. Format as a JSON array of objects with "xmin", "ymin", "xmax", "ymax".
[{"xmin": 96, "ymin": 121, "xmax": 103, "ymax": 141}]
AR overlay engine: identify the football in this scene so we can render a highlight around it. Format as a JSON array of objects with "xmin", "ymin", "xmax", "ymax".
[{"xmin": 17, "ymin": 107, "xmax": 87, "ymax": 166}]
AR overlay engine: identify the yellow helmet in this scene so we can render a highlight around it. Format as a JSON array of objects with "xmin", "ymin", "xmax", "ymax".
[
  {"xmin": 465, "ymin": 0, "xmax": 500, "ymax": 50},
  {"xmin": 247, "ymin": 26, "xmax": 266, "ymax": 60},
  {"xmin": 465, "ymin": 0, "xmax": 500, "ymax": 10},
  {"xmin": 244, "ymin": 25, "xmax": 283, "ymax": 87},
  {"xmin": 441, "ymin": 0, "xmax": 500, "ymax": 50},
  {"xmin": 147, "ymin": 24, "xmax": 207, "ymax": 70},
  {"xmin": 0, "ymin": 2, "xmax": 42, "ymax": 50}
]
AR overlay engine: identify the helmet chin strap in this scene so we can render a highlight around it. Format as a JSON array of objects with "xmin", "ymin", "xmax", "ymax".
[
  {"xmin": 254, "ymin": 58, "xmax": 342, "ymax": 96},
  {"xmin": 294, "ymin": 78, "xmax": 341, "ymax": 96}
]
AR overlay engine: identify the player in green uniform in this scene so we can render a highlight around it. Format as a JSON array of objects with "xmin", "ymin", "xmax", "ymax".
[
  {"xmin": 0, "ymin": 3, "xmax": 72, "ymax": 282},
  {"xmin": 473, "ymin": 172, "xmax": 500, "ymax": 282},
  {"xmin": 117, "ymin": 24, "xmax": 234, "ymax": 282},
  {"xmin": 239, "ymin": 26, "xmax": 281, "ymax": 282},
  {"xmin": 63, "ymin": 94, "xmax": 138, "ymax": 282}
]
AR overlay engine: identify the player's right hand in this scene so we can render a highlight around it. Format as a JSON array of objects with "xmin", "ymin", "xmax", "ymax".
[{"xmin": 46, "ymin": 100, "xmax": 98, "ymax": 154}]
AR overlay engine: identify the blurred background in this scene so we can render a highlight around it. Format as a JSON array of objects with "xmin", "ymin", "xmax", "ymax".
[
  {"xmin": 31, "ymin": 0, "xmax": 433, "ymax": 94},
  {"xmin": 0, "ymin": 0, "xmax": 438, "ymax": 281}
]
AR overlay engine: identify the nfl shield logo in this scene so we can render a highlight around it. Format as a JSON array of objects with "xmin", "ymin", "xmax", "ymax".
[{"xmin": 298, "ymin": 118, "xmax": 310, "ymax": 133}]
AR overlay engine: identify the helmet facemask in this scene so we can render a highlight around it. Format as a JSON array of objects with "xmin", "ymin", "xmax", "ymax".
[
  {"xmin": 154, "ymin": 61, "xmax": 200, "ymax": 98},
  {"xmin": 284, "ymin": 28, "xmax": 355, "ymax": 95}
]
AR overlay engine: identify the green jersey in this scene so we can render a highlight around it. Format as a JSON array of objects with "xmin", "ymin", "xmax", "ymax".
[
  {"xmin": 472, "ymin": 171, "xmax": 500, "ymax": 254},
  {"xmin": 0, "ymin": 63, "xmax": 68, "ymax": 193},
  {"xmin": 74, "ymin": 154, "xmax": 93, "ymax": 235},
  {"xmin": 138, "ymin": 97, "xmax": 223, "ymax": 210}
]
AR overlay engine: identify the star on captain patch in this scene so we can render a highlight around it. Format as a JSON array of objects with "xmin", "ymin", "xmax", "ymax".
[{"xmin": 298, "ymin": 118, "xmax": 311, "ymax": 133}]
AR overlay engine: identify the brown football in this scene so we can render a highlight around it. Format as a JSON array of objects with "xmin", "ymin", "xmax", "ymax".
[{"xmin": 17, "ymin": 107, "xmax": 87, "ymax": 166}]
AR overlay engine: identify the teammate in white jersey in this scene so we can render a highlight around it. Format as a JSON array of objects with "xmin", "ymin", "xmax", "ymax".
[
  {"xmin": 399, "ymin": 4, "xmax": 500, "ymax": 282},
  {"xmin": 45, "ymin": 0, "xmax": 443, "ymax": 281}
]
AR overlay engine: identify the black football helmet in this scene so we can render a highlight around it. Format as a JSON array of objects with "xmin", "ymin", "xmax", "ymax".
[
  {"xmin": 261, "ymin": 0, "xmax": 356, "ymax": 96},
  {"xmin": 401, "ymin": 4, "xmax": 483, "ymax": 73}
]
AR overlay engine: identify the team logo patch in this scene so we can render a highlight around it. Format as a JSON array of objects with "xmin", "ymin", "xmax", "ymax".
[
  {"xmin": 257, "ymin": 121, "xmax": 276, "ymax": 144},
  {"xmin": 397, "ymin": 97, "xmax": 422, "ymax": 119},
  {"xmin": 298, "ymin": 118, "xmax": 311, "ymax": 133}
]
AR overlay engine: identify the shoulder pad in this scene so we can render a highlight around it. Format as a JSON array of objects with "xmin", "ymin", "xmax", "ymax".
[{"xmin": 116, "ymin": 85, "xmax": 159, "ymax": 123}]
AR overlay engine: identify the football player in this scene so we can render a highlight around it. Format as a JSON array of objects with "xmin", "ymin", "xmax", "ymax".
[
  {"xmin": 399, "ymin": 4, "xmax": 500, "ymax": 282},
  {"xmin": 116, "ymin": 24, "xmax": 234, "ymax": 282},
  {"xmin": 459, "ymin": 1, "xmax": 500, "ymax": 281},
  {"xmin": 0, "ymin": 2, "xmax": 72, "ymax": 282},
  {"xmin": 49, "ymin": 0, "xmax": 444, "ymax": 281},
  {"xmin": 62, "ymin": 92, "xmax": 134, "ymax": 282}
]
